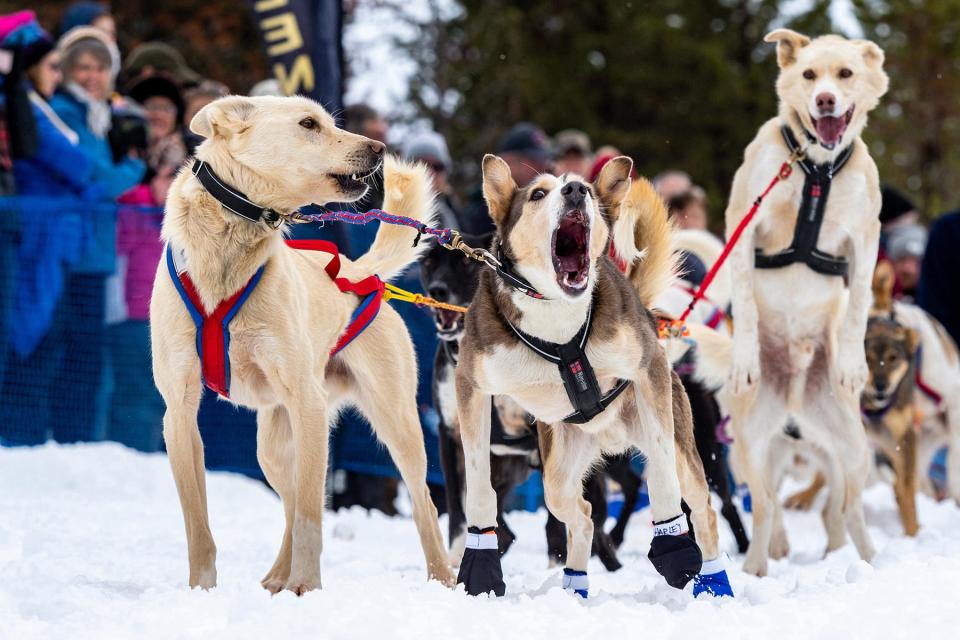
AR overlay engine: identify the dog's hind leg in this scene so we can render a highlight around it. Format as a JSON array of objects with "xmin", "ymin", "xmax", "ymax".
[
  {"xmin": 256, "ymin": 404, "xmax": 296, "ymax": 593},
  {"xmin": 607, "ymin": 455, "xmax": 641, "ymax": 549},
  {"xmin": 584, "ymin": 468, "xmax": 622, "ymax": 572},
  {"xmin": 670, "ymin": 373, "xmax": 719, "ymax": 562},
  {"xmin": 892, "ymin": 429, "xmax": 920, "ymax": 536},
  {"xmin": 161, "ymin": 375, "xmax": 217, "ymax": 589},
  {"xmin": 353, "ymin": 369, "xmax": 454, "ymax": 587},
  {"xmin": 733, "ymin": 387, "xmax": 789, "ymax": 577},
  {"xmin": 437, "ymin": 425, "xmax": 467, "ymax": 566},
  {"xmin": 541, "ymin": 425, "xmax": 601, "ymax": 596},
  {"xmin": 279, "ymin": 382, "xmax": 330, "ymax": 595}
]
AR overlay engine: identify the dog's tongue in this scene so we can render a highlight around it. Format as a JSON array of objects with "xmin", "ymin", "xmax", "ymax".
[{"xmin": 815, "ymin": 115, "xmax": 846, "ymax": 146}]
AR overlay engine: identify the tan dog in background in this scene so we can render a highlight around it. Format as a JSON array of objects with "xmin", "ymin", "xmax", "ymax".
[{"xmin": 150, "ymin": 95, "xmax": 453, "ymax": 594}]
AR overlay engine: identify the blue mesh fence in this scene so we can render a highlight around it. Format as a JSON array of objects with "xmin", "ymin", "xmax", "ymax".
[{"xmin": 0, "ymin": 198, "xmax": 463, "ymax": 503}]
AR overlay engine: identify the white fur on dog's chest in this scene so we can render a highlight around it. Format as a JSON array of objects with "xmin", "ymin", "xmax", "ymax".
[{"xmin": 477, "ymin": 341, "xmax": 630, "ymax": 428}]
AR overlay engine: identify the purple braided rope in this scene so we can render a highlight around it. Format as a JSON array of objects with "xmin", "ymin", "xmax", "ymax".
[{"xmin": 296, "ymin": 209, "xmax": 454, "ymax": 246}]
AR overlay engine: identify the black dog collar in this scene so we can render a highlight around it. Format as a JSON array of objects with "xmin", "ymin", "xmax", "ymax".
[
  {"xmin": 503, "ymin": 306, "xmax": 631, "ymax": 425},
  {"xmin": 495, "ymin": 244, "xmax": 546, "ymax": 300},
  {"xmin": 754, "ymin": 125, "xmax": 854, "ymax": 278},
  {"xmin": 192, "ymin": 159, "xmax": 284, "ymax": 227}
]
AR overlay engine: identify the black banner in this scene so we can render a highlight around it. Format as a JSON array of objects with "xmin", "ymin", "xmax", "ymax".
[{"xmin": 247, "ymin": 0, "xmax": 343, "ymax": 115}]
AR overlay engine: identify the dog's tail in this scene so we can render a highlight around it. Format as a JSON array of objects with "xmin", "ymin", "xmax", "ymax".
[
  {"xmin": 613, "ymin": 178, "xmax": 677, "ymax": 309},
  {"xmin": 353, "ymin": 155, "xmax": 437, "ymax": 281},
  {"xmin": 686, "ymin": 324, "xmax": 732, "ymax": 390}
]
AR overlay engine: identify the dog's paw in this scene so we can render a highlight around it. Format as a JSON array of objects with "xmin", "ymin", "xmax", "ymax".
[
  {"xmin": 693, "ymin": 557, "xmax": 735, "ymax": 598},
  {"xmin": 648, "ymin": 515, "xmax": 702, "ymax": 589},
  {"xmin": 457, "ymin": 527, "xmax": 506, "ymax": 596},
  {"xmin": 741, "ymin": 551, "xmax": 768, "ymax": 578},
  {"xmin": 729, "ymin": 344, "xmax": 761, "ymax": 395},
  {"xmin": 261, "ymin": 576, "xmax": 285, "ymax": 595},
  {"xmin": 285, "ymin": 580, "xmax": 321, "ymax": 596},
  {"xmin": 836, "ymin": 343, "xmax": 868, "ymax": 395}
]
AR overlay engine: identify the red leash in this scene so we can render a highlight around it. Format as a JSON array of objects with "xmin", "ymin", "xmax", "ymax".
[{"xmin": 678, "ymin": 156, "xmax": 801, "ymax": 325}]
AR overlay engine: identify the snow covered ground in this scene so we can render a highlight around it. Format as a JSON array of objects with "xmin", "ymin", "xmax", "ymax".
[{"xmin": 3, "ymin": 443, "xmax": 960, "ymax": 639}]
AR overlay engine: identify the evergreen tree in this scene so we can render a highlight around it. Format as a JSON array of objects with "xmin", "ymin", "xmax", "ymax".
[{"xmin": 852, "ymin": 0, "xmax": 960, "ymax": 216}]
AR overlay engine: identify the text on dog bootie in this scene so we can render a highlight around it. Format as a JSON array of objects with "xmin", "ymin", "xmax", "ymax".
[
  {"xmin": 458, "ymin": 526, "xmax": 506, "ymax": 596},
  {"xmin": 648, "ymin": 514, "xmax": 703, "ymax": 589}
]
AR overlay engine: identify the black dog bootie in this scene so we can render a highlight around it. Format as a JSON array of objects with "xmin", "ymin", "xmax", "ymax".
[
  {"xmin": 648, "ymin": 514, "xmax": 703, "ymax": 589},
  {"xmin": 457, "ymin": 526, "xmax": 506, "ymax": 596}
]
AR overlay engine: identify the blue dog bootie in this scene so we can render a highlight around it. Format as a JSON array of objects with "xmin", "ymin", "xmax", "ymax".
[
  {"xmin": 562, "ymin": 568, "xmax": 589, "ymax": 599},
  {"xmin": 693, "ymin": 555, "xmax": 735, "ymax": 597},
  {"xmin": 457, "ymin": 527, "xmax": 506, "ymax": 596},
  {"xmin": 647, "ymin": 514, "xmax": 703, "ymax": 589}
]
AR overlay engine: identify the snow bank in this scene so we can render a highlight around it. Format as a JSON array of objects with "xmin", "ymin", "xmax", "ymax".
[{"xmin": 2, "ymin": 442, "xmax": 959, "ymax": 639}]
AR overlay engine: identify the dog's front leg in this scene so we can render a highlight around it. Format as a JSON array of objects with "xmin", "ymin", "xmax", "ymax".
[
  {"xmin": 634, "ymin": 371, "xmax": 703, "ymax": 590},
  {"xmin": 835, "ymin": 221, "xmax": 881, "ymax": 396},
  {"xmin": 727, "ymin": 197, "xmax": 762, "ymax": 396},
  {"xmin": 283, "ymin": 382, "xmax": 329, "ymax": 595},
  {"xmin": 454, "ymin": 370, "xmax": 504, "ymax": 596},
  {"xmin": 162, "ymin": 383, "xmax": 217, "ymax": 589}
]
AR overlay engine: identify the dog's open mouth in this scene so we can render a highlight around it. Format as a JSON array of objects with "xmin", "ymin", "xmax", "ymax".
[
  {"xmin": 434, "ymin": 308, "xmax": 463, "ymax": 337},
  {"xmin": 332, "ymin": 162, "xmax": 381, "ymax": 194},
  {"xmin": 811, "ymin": 106, "xmax": 854, "ymax": 150},
  {"xmin": 552, "ymin": 210, "xmax": 590, "ymax": 295}
]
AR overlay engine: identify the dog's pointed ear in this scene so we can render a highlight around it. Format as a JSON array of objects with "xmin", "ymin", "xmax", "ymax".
[
  {"xmin": 593, "ymin": 156, "xmax": 633, "ymax": 211},
  {"xmin": 764, "ymin": 29, "xmax": 811, "ymax": 68},
  {"xmin": 190, "ymin": 96, "xmax": 257, "ymax": 140},
  {"xmin": 482, "ymin": 154, "xmax": 517, "ymax": 226}
]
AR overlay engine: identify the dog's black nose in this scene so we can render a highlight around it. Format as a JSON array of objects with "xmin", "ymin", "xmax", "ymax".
[
  {"xmin": 428, "ymin": 282, "xmax": 450, "ymax": 302},
  {"xmin": 561, "ymin": 181, "xmax": 587, "ymax": 206},
  {"xmin": 368, "ymin": 140, "xmax": 386, "ymax": 156},
  {"xmin": 875, "ymin": 379, "xmax": 888, "ymax": 394}
]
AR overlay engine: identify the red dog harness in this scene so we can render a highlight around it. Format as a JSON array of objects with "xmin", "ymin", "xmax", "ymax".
[{"xmin": 167, "ymin": 239, "xmax": 384, "ymax": 398}]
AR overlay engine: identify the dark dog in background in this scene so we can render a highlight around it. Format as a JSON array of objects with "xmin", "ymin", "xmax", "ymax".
[{"xmin": 420, "ymin": 235, "xmax": 632, "ymax": 570}]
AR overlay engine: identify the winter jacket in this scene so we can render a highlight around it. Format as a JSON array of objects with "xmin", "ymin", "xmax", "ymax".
[
  {"xmin": 3, "ymin": 87, "xmax": 91, "ymax": 356},
  {"xmin": 48, "ymin": 88, "xmax": 145, "ymax": 274},
  {"xmin": 115, "ymin": 184, "xmax": 162, "ymax": 321},
  {"xmin": 918, "ymin": 211, "xmax": 960, "ymax": 346}
]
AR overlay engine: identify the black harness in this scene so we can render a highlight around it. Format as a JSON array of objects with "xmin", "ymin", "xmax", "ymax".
[
  {"xmin": 503, "ymin": 306, "xmax": 631, "ymax": 425},
  {"xmin": 754, "ymin": 126, "xmax": 855, "ymax": 278},
  {"xmin": 192, "ymin": 159, "xmax": 284, "ymax": 227}
]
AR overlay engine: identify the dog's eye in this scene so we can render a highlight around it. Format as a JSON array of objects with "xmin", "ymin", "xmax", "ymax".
[
  {"xmin": 299, "ymin": 117, "xmax": 318, "ymax": 130},
  {"xmin": 530, "ymin": 188, "xmax": 546, "ymax": 202},
  {"xmin": 802, "ymin": 69, "xmax": 816, "ymax": 80},
  {"xmin": 838, "ymin": 68, "xmax": 853, "ymax": 79}
]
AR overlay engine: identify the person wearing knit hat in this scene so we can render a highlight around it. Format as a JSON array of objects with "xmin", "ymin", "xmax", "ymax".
[
  {"xmin": 404, "ymin": 131, "xmax": 461, "ymax": 229},
  {"xmin": 33, "ymin": 23, "xmax": 146, "ymax": 444},
  {"xmin": 121, "ymin": 41, "xmax": 202, "ymax": 89},
  {"xmin": 57, "ymin": 1, "xmax": 115, "ymax": 42},
  {"xmin": 886, "ymin": 222, "xmax": 928, "ymax": 302}
]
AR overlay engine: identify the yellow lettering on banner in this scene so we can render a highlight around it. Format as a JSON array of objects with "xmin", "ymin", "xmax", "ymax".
[
  {"xmin": 260, "ymin": 13, "xmax": 303, "ymax": 57},
  {"xmin": 253, "ymin": 0, "xmax": 288, "ymax": 11},
  {"xmin": 274, "ymin": 55, "xmax": 315, "ymax": 95}
]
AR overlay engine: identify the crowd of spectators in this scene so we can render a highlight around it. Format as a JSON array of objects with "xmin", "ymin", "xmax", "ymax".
[{"xmin": 1, "ymin": 3, "xmax": 957, "ymax": 515}]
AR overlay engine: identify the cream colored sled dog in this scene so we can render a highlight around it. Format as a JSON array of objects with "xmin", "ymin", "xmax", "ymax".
[
  {"xmin": 150, "ymin": 95, "xmax": 453, "ymax": 594},
  {"xmin": 706, "ymin": 30, "xmax": 889, "ymax": 576}
]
